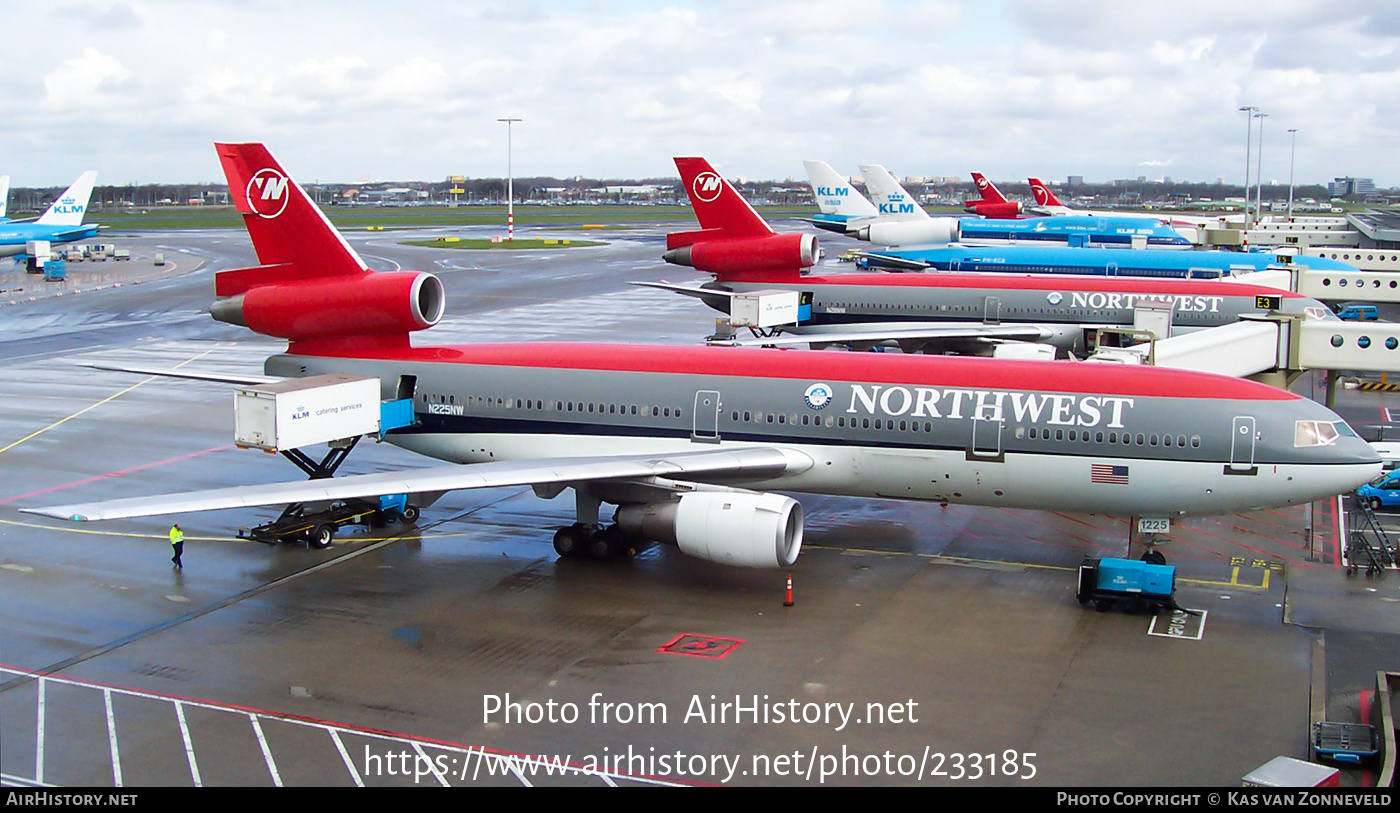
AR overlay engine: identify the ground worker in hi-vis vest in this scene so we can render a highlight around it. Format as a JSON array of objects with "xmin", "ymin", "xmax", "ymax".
[{"xmin": 169, "ymin": 524, "xmax": 184, "ymax": 568}]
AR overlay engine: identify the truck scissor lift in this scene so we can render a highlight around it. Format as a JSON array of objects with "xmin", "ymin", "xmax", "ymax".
[{"xmin": 232, "ymin": 374, "xmax": 419, "ymax": 549}]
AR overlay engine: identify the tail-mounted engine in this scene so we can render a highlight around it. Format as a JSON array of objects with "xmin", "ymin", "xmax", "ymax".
[
  {"xmin": 663, "ymin": 232, "xmax": 818, "ymax": 279},
  {"xmin": 857, "ymin": 217, "xmax": 960, "ymax": 247},
  {"xmin": 211, "ymin": 270, "xmax": 444, "ymax": 345}
]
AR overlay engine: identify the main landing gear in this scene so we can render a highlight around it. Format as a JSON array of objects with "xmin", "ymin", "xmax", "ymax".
[{"xmin": 553, "ymin": 523, "xmax": 634, "ymax": 562}]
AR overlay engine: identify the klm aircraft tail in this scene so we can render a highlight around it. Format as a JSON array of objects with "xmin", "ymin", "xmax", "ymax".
[
  {"xmin": 35, "ymin": 171, "xmax": 97, "ymax": 226},
  {"xmin": 802, "ymin": 160, "xmax": 878, "ymax": 218},
  {"xmin": 857, "ymin": 165, "xmax": 930, "ymax": 222},
  {"xmin": 0, "ymin": 175, "xmax": 9, "ymax": 219}
]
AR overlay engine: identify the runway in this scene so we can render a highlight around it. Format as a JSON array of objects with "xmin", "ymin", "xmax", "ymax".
[{"xmin": 0, "ymin": 223, "xmax": 1396, "ymax": 787}]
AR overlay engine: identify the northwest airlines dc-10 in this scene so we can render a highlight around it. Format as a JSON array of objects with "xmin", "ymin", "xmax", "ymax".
[
  {"xmin": 648, "ymin": 157, "xmax": 1335, "ymax": 356},
  {"xmin": 26, "ymin": 145, "xmax": 1380, "ymax": 570}
]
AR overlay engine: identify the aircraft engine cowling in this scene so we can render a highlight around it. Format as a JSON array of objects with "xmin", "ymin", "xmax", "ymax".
[
  {"xmin": 966, "ymin": 201, "xmax": 1023, "ymax": 219},
  {"xmin": 615, "ymin": 492, "xmax": 803, "ymax": 568},
  {"xmin": 662, "ymin": 233, "xmax": 818, "ymax": 276},
  {"xmin": 210, "ymin": 271, "xmax": 445, "ymax": 342},
  {"xmin": 857, "ymin": 218, "xmax": 960, "ymax": 247}
]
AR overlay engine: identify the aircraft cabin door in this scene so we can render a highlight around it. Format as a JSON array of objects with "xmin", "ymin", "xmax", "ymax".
[
  {"xmin": 969, "ymin": 416, "xmax": 1004, "ymax": 462},
  {"xmin": 1228, "ymin": 415, "xmax": 1258, "ymax": 474},
  {"xmin": 983, "ymin": 296, "xmax": 1001, "ymax": 325},
  {"xmin": 692, "ymin": 390, "xmax": 721, "ymax": 443},
  {"xmin": 1106, "ymin": 262, "xmax": 1119, "ymax": 277}
]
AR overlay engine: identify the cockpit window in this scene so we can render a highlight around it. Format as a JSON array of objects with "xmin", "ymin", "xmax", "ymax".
[
  {"xmin": 1295, "ymin": 420, "xmax": 1343, "ymax": 447},
  {"xmin": 1304, "ymin": 307, "xmax": 1332, "ymax": 321}
]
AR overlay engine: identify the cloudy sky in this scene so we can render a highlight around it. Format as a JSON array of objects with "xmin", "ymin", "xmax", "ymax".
[{"xmin": 4, "ymin": 1, "xmax": 1398, "ymax": 187}]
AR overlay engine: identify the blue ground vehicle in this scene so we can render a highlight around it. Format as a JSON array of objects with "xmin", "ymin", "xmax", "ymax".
[
  {"xmin": 1356, "ymin": 470, "xmax": 1400, "ymax": 510},
  {"xmin": 1336, "ymin": 303, "xmax": 1380, "ymax": 321}
]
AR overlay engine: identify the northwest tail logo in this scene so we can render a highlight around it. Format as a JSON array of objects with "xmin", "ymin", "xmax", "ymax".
[
  {"xmin": 1031, "ymin": 183, "xmax": 1049, "ymax": 205},
  {"xmin": 246, "ymin": 168, "xmax": 291, "ymax": 219},
  {"xmin": 692, "ymin": 171, "xmax": 723, "ymax": 203}
]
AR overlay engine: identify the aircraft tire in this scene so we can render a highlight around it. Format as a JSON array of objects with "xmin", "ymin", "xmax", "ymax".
[
  {"xmin": 401, "ymin": 505, "xmax": 420, "ymax": 523},
  {"xmin": 553, "ymin": 526, "xmax": 584, "ymax": 558},
  {"xmin": 587, "ymin": 526, "xmax": 624, "ymax": 561},
  {"xmin": 310, "ymin": 524, "xmax": 334, "ymax": 549}
]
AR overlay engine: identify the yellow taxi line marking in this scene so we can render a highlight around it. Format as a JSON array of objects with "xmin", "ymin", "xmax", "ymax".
[{"xmin": 0, "ymin": 347, "xmax": 221, "ymax": 456}]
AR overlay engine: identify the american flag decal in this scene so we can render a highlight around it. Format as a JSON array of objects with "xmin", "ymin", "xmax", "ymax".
[{"xmin": 1091, "ymin": 464, "xmax": 1130, "ymax": 485}]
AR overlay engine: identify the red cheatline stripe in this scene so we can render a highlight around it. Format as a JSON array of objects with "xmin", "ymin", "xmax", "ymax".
[
  {"xmin": 306, "ymin": 342, "xmax": 1296, "ymax": 400},
  {"xmin": 0, "ymin": 445, "xmax": 234, "ymax": 504},
  {"xmin": 793, "ymin": 273, "xmax": 1307, "ymax": 297}
]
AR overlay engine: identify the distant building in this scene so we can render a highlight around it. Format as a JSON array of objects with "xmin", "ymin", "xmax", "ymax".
[
  {"xmin": 1066, "ymin": 175, "xmax": 1084, "ymax": 187},
  {"xmin": 1329, "ymin": 177, "xmax": 1376, "ymax": 197}
]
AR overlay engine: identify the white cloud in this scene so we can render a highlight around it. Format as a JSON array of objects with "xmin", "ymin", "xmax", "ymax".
[
  {"xmin": 0, "ymin": 1, "xmax": 1396, "ymax": 186},
  {"xmin": 41, "ymin": 47, "xmax": 132, "ymax": 112}
]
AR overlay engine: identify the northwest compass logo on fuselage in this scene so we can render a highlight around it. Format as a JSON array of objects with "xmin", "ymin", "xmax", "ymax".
[
  {"xmin": 246, "ymin": 168, "xmax": 291, "ymax": 219},
  {"xmin": 804, "ymin": 383, "xmax": 833, "ymax": 410},
  {"xmin": 1047, "ymin": 292, "xmax": 1063, "ymax": 306}
]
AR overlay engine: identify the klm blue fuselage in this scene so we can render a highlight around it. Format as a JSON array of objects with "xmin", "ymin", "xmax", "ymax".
[
  {"xmin": 957, "ymin": 215, "xmax": 1191, "ymax": 249},
  {"xmin": 0, "ymin": 222, "xmax": 100, "ymax": 257},
  {"xmin": 858, "ymin": 244, "xmax": 1358, "ymax": 279}
]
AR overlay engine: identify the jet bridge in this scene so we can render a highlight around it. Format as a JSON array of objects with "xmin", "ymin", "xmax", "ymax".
[
  {"xmin": 1087, "ymin": 310, "xmax": 1400, "ymax": 397},
  {"xmin": 1229, "ymin": 266, "xmax": 1400, "ymax": 304}
]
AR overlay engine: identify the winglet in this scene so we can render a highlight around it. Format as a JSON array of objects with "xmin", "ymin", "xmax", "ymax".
[
  {"xmin": 0, "ymin": 175, "xmax": 9, "ymax": 219},
  {"xmin": 35, "ymin": 171, "xmax": 97, "ymax": 226}
]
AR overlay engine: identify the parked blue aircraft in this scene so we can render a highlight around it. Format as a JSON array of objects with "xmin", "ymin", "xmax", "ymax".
[
  {"xmin": 955, "ymin": 214, "xmax": 1192, "ymax": 249},
  {"xmin": 857, "ymin": 243, "xmax": 1357, "ymax": 279},
  {"xmin": 0, "ymin": 171, "xmax": 99, "ymax": 257}
]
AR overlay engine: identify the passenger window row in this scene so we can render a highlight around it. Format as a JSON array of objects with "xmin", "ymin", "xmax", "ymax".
[{"xmin": 422, "ymin": 392, "xmax": 682, "ymax": 419}]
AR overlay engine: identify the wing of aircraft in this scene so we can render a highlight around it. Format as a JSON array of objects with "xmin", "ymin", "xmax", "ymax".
[
  {"xmin": 77, "ymin": 362, "xmax": 281, "ymax": 386},
  {"xmin": 24, "ymin": 447, "xmax": 810, "ymax": 522}
]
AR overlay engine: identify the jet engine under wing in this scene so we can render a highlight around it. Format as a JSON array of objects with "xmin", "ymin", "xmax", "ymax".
[{"xmin": 23, "ymin": 447, "xmax": 813, "ymax": 522}]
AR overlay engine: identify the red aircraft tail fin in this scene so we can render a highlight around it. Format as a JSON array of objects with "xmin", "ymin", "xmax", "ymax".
[
  {"xmin": 213, "ymin": 143, "xmax": 369, "ymax": 297},
  {"xmin": 663, "ymin": 157, "xmax": 816, "ymax": 282},
  {"xmin": 1028, "ymin": 178, "xmax": 1063, "ymax": 208},
  {"xmin": 971, "ymin": 172, "xmax": 1008, "ymax": 204},
  {"xmin": 210, "ymin": 143, "xmax": 443, "ymax": 353}
]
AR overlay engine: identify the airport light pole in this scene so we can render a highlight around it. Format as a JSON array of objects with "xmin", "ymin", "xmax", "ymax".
[
  {"xmin": 1254, "ymin": 111, "xmax": 1268, "ymax": 224},
  {"xmin": 1287, "ymin": 128, "xmax": 1298, "ymax": 222},
  {"xmin": 1240, "ymin": 106, "xmax": 1257, "ymax": 220},
  {"xmin": 498, "ymin": 117, "xmax": 521, "ymax": 241}
]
